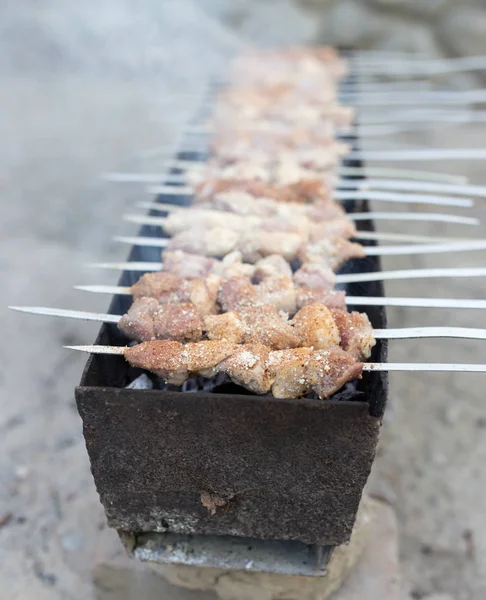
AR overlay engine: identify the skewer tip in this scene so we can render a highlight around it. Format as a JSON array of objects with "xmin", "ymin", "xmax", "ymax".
[{"xmin": 64, "ymin": 345, "xmax": 127, "ymax": 355}]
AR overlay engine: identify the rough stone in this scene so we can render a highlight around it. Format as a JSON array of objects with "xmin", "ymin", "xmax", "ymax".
[
  {"xmin": 155, "ymin": 496, "xmax": 400, "ymax": 600},
  {"xmin": 91, "ymin": 498, "xmax": 399, "ymax": 600},
  {"xmin": 91, "ymin": 498, "xmax": 400, "ymax": 600}
]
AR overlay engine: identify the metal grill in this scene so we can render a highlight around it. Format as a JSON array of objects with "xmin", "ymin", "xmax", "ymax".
[{"xmin": 75, "ymin": 60, "xmax": 388, "ymax": 574}]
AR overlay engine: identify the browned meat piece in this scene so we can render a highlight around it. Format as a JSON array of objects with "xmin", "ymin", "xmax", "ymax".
[
  {"xmin": 131, "ymin": 272, "xmax": 184, "ymax": 301},
  {"xmin": 161, "ymin": 250, "xmax": 217, "ymax": 279},
  {"xmin": 296, "ymin": 288, "xmax": 346, "ymax": 311},
  {"xmin": 211, "ymin": 129, "xmax": 349, "ymax": 165},
  {"xmin": 304, "ymin": 348, "xmax": 363, "ymax": 399},
  {"xmin": 118, "ymin": 298, "xmax": 204, "ymax": 343},
  {"xmin": 291, "ymin": 304, "xmax": 341, "ymax": 350},
  {"xmin": 183, "ymin": 340, "xmax": 238, "ymax": 376},
  {"xmin": 163, "ymin": 210, "xmax": 256, "ymax": 236},
  {"xmin": 216, "ymin": 343, "xmax": 272, "ymax": 394},
  {"xmin": 240, "ymin": 305, "xmax": 300, "ymax": 349},
  {"xmin": 152, "ymin": 303, "xmax": 203, "ymax": 343},
  {"xmin": 204, "ymin": 312, "xmax": 246, "ymax": 344},
  {"xmin": 330, "ymin": 308, "xmax": 376, "ymax": 361},
  {"xmin": 267, "ymin": 347, "xmax": 314, "ymax": 398},
  {"xmin": 166, "ymin": 227, "xmax": 240, "ymax": 257},
  {"xmin": 254, "ymin": 275, "xmax": 297, "ymax": 314},
  {"xmin": 118, "ymin": 297, "xmax": 158, "ymax": 342},
  {"xmin": 130, "ymin": 272, "xmax": 220, "ymax": 316},
  {"xmin": 299, "ymin": 237, "xmax": 366, "ymax": 270},
  {"xmin": 307, "ymin": 203, "xmax": 346, "ymax": 220},
  {"xmin": 293, "ymin": 263, "xmax": 336, "ymax": 290},
  {"xmin": 310, "ymin": 219, "xmax": 357, "ymax": 241},
  {"xmin": 268, "ymin": 347, "xmax": 362, "ymax": 400},
  {"xmin": 219, "ymin": 252, "xmax": 256, "ymax": 279},
  {"xmin": 252, "ymin": 254, "xmax": 293, "ymax": 282},
  {"xmin": 239, "ymin": 229, "xmax": 302, "ymax": 262},
  {"xmin": 184, "ymin": 275, "xmax": 221, "ymax": 316},
  {"xmin": 194, "ymin": 178, "xmax": 332, "ymax": 205},
  {"xmin": 126, "ymin": 340, "xmax": 236, "ymax": 385},
  {"xmin": 125, "ymin": 340, "xmax": 363, "ymax": 399},
  {"xmin": 218, "ymin": 276, "xmax": 257, "ymax": 312},
  {"xmin": 126, "ymin": 339, "xmax": 189, "ymax": 385}
]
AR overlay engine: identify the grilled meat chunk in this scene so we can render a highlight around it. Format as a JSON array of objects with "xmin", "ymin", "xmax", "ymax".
[{"xmin": 330, "ymin": 308, "xmax": 376, "ymax": 361}]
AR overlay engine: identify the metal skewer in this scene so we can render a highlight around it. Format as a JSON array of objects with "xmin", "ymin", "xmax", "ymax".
[
  {"xmin": 103, "ymin": 168, "xmax": 468, "ymax": 185},
  {"xmin": 77, "ymin": 267, "xmax": 486, "ymax": 284},
  {"xmin": 62, "ymin": 344, "xmax": 486, "ymax": 374},
  {"xmin": 142, "ymin": 185, "xmax": 474, "ymax": 208},
  {"xmin": 10, "ymin": 306, "xmax": 486, "ymax": 341},
  {"xmin": 124, "ymin": 212, "xmax": 480, "ymax": 227}
]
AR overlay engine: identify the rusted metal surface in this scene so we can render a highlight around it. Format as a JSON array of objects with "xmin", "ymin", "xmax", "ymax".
[{"xmin": 77, "ymin": 386, "xmax": 380, "ymax": 545}]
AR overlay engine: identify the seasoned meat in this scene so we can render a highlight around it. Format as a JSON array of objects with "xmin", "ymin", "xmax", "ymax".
[
  {"xmin": 204, "ymin": 312, "xmax": 246, "ymax": 344},
  {"xmin": 299, "ymin": 237, "xmax": 366, "ymax": 270},
  {"xmin": 254, "ymin": 275, "xmax": 297, "ymax": 314},
  {"xmin": 118, "ymin": 298, "xmax": 204, "ymax": 343},
  {"xmin": 131, "ymin": 272, "xmax": 184, "ymax": 301},
  {"xmin": 291, "ymin": 304, "xmax": 341, "ymax": 350},
  {"xmin": 252, "ymin": 254, "xmax": 293, "ymax": 282},
  {"xmin": 304, "ymin": 348, "xmax": 363, "ymax": 399},
  {"xmin": 293, "ymin": 263, "xmax": 336, "ymax": 290},
  {"xmin": 125, "ymin": 341, "xmax": 363, "ymax": 399},
  {"xmin": 218, "ymin": 276, "xmax": 257, "ymax": 312},
  {"xmin": 296, "ymin": 288, "xmax": 346, "ymax": 311},
  {"xmin": 161, "ymin": 250, "xmax": 217, "ymax": 279},
  {"xmin": 330, "ymin": 308, "xmax": 376, "ymax": 360},
  {"xmin": 267, "ymin": 347, "xmax": 314, "ymax": 398},
  {"xmin": 216, "ymin": 343, "xmax": 272, "ymax": 394},
  {"xmin": 118, "ymin": 297, "xmax": 158, "ymax": 342},
  {"xmin": 130, "ymin": 272, "xmax": 219, "ymax": 316},
  {"xmin": 166, "ymin": 227, "xmax": 240, "ymax": 257}
]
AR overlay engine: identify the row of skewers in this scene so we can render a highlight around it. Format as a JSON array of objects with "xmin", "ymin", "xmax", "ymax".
[{"xmin": 12, "ymin": 46, "xmax": 486, "ymax": 397}]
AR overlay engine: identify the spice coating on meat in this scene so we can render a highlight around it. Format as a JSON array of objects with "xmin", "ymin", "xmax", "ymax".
[
  {"xmin": 304, "ymin": 348, "xmax": 363, "ymax": 399},
  {"xmin": 254, "ymin": 276, "xmax": 297, "ymax": 314},
  {"xmin": 293, "ymin": 263, "xmax": 336, "ymax": 290},
  {"xmin": 291, "ymin": 304, "xmax": 341, "ymax": 350},
  {"xmin": 131, "ymin": 272, "xmax": 184, "ymax": 301},
  {"xmin": 161, "ymin": 250, "xmax": 217, "ymax": 279},
  {"xmin": 166, "ymin": 226, "xmax": 240, "ymax": 257},
  {"xmin": 205, "ymin": 305, "xmax": 300, "ymax": 350},
  {"xmin": 218, "ymin": 277, "xmax": 256, "ymax": 312},
  {"xmin": 130, "ymin": 272, "xmax": 220, "ymax": 316},
  {"xmin": 330, "ymin": 308, "xmax": 376, "ymax": 361},
  {"xmin": 195, "ymin": 178, "xmax": 333, "ymax": 205},
  {"xmin": 126, "ymin": 340, "xmax": 237, "ymax": 385},
  {"xmin": 125, "ymin": 341, "xmax": 362, "ymax": 399},
  {"xmin": 118, "ymin": 297, "xmax": 158, "ymax": 342},
  {"xmin": 218, "ymin": 276, "xmax": 297, "ymax": 314},
  {"xmin": 309, "ymin": 218, "xmax": 357, "ymax": 241},
  {"xmin": 217, "ymin": 343, "xmax": 272, "ymax": 394},
  {"xmin": 298, "ymin": 237, "xmax": 366, "ymax": 270},
  {"xmin": 252, "ymin": 254, "xmax": 293, "ymax": 282},
  {"xmin": 118, "ymin": 298, "xmax": 204, "ymax": 343},
  {"xmin": 296, "ymin": 288, "xmax": 346, "ymax": 311}
]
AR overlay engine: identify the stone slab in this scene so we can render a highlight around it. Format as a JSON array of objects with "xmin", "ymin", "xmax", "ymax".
[{"xmin": 92, "ymin": 498, "xmax": 399, "ymax": 600}]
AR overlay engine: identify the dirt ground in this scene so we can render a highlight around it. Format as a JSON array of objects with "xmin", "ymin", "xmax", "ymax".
[{"xmin": 1, "ymin": 4, "xmax": 486, "ymax": 600}]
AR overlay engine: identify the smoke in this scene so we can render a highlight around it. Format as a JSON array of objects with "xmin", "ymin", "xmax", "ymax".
[{"xmin": 0, "ymin": 0, "xmax": 245, "ymax": 83}]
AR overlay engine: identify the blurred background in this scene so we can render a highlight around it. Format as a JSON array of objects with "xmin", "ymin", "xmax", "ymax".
[{"xmin": 1, "ymin": 1, "xmax": 486, "ymax": 599}]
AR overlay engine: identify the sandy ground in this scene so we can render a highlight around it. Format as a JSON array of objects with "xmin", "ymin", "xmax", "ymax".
[{"xmin": 1, "ymin": 6, "xmax": 486, "ymax": 600}]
